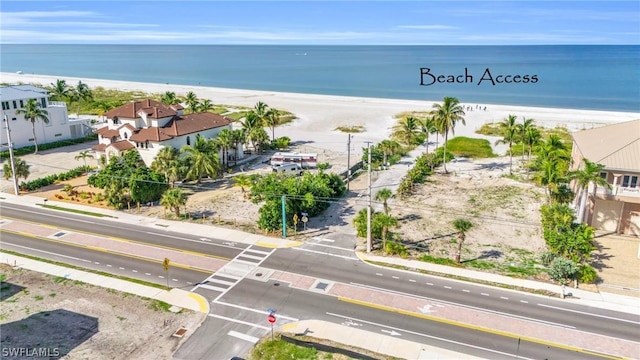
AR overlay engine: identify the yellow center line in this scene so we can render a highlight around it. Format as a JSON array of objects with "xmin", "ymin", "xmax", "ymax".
[
  {"xmin": 0, "ymin": 216, "xmax": 230, "ymax": 261},
  {"xmin": 1, "ymin": 228, "xmax": 214, "ymax": 274},
  {"xmin": 338, "ymin": 297, "xmax": 627, "ymax": 360}
]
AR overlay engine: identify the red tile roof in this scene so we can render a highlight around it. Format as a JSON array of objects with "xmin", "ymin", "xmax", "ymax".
[
  {"xmin": 129, "ymin": 112, "xmax": 232, "ymax": 142},
  {"xmin": 104, "ymin": 99, "xmax": 177, "ymax": 119},
  {"xmin": 92, "ymin": 143, "xmax": 107, "ymax": 151},
  {"xmin": 109, "ymin": 140, "xmax": 136, "ymax": 152}
]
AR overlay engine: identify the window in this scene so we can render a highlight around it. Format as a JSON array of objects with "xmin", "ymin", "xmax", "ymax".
[
  {"xmin": 41, "ymin": 98, "xmax": 47, "ymax": 108},
  {"xmin": 19, "ymin": 100, "xmax": 24, "ymax": 108},
  {"xmin": 112, "ymin": 116, "xmax": 119, "ymax": 125},
  {"xmin": 12, "ymin": 101, "xmax": 17, "ymax": 109},
  {"xmin": 12, "ymin": 117, "xmax": 16, "ymax": 121},
  {"xmin": 124, "ymin": 133, "xmax": 128, "ymax": 139},
  {"xmin": 1, "ymin": 101, "xmax": 8, "ymax": 110},
  {"xmin": 599, "ymin": 172, "xmax": 607, "ymax": 180},
  {"xmin": 622, "ymin": 175, "xmax": 638, "ymax": 188},
  {"xmin": 145, "ymin": 141, "xmax": 149, "ymax": 149},
  {"xmin": 54, "ymin": 133, "xmax": 62, "ymax": 137},
  {"xmin": 186, "ymin": 136, "xmax": 191, "ymax": 146}
]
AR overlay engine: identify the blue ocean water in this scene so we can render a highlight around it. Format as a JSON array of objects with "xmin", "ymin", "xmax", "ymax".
[{"xmin": 1, "ymin": 45, "xmax": 638, "ymax": 112}]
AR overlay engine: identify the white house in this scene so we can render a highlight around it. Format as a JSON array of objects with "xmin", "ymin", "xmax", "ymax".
[
  {"xmin": 0, "ymin": 84, "xmax": 92, "ymax": 149},
  {"xmin": 92, "ymin": 99, "xmax": 243, "ymax": 166}
]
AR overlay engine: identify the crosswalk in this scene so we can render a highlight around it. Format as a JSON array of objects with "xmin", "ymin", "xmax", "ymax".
[{"xmin": 193, "ymin": 245, "xmax": 274, "ymax": 301}]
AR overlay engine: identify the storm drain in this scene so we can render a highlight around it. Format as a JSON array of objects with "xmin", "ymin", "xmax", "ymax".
[
  {"xmin": 315, "ymin": 282, "xmax": 329, "ymax": 291},
  {"xmin": 53, "ymin": 232, "xmax": 66, "ymax": 237},
  {"xmin": 310, "ymin": 279, "xmax": 334, "ymax": 293}
]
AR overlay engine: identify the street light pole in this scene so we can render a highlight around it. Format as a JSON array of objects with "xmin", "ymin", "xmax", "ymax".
[
  {"xmin": 346, "ymin": 134, "xmax": 352, "ymax": 191},
  {"xmin": 366, "ymin": 141, "xmax": 372, "ymax": 253},
  {"xmin": 3, "ymin": 114, "xmax": 19, "ymax": 195}
]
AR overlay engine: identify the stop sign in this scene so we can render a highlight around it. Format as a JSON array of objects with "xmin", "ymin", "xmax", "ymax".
[{"xmin": 267, "ymin": 314, "xmax": 276, "ymax": 324}]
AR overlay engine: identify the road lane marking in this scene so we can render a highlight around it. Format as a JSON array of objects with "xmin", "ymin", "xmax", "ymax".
[
  {"xmin": 227, "ymin": 330, "xmax": 259, "ymax": 343},
  {"xmin": 213, "ymin": 301, "xmax": 299, "ymax": 321},
  {"xmin": 304, "ymin": 242, "xmax": 353, "ymax": 251},
  {"xmin": 106, "ymin": 264, "xmax": 112, "ymax": 267},
  {"xmin": 132, "ymin": 270, "xmax": 138, "ymax": 273},
  {"xmin": 349, "ymin": 282, "xmax": 575, "ymax": 329},
  {"xmin": 538, "ymin": 303, "xmax": 640, "ymax": 325},
  {"xmin": 145, "ymin": 273, "xmax": 151, "ymax": 276},
  {"xmin": 462, "ymin": 289, "xmax": 470, "ymax": 293},
  {"xmin": 426, "ymin": 282, "xmax": 433, "ymax": 286},
  {"xmin": 392, "ymin": 276, "xmax": 399, "ymax": 279},
  {"xmin": 444, "ymin": 286, "xmax": 452, "ymax": 289},
  {"xmin": 209, "ymin": 314, "xmax": 270, "ymax": 330},
  {"xmin": 290, "ymin": 247, "xmax": 358, "ymax": 260},
  {"xmin": 500, "ymin": 296, "xmax": 509, "ymax": 300},
  {"xmin": 315, "ymin": 238, "xmax": 335, "ymax": 242},
  {"xmin": 119, "ymin": 267, "xmax": 125, "ymax": 270},
  {"xmin": 409, "ymin": 279, "xmax": 416, "ymax": 283},
  {"xmin": 325, "ymin": 312, "xmax": 536, "ymax": 360},
  {"xmin": 520, "ymin": 300, "xmax": 528, "ymax": 304},
  {"xmin": 481, "ymin": 293, "xmax": 489, "ymax": 296},
  {"xmin": 211, "ymin": 247, "xmax": 276, "ymax": 302},
  {"xmin": 376, "ymin": 273, "xmax": 383, "ymax": 276},
  {"xmin": 1, "ymin": 242, "xmax": 92, "ymax": 263}
]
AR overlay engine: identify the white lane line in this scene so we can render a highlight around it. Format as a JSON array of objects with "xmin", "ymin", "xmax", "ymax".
[
  {"xmin": 500, "ymin": 296, "xmax": 509, "ymax": 300},
  {"xmin": 426, "ymin": 282, "xmax": 433, "ymax": 286},
  {"xmin": 172, "ymin": 279, "xmax": 179, "ymax": 282},
  {"xmin": 199, "ymin": 284, "xmax": 227, "ymax": 292},
  {"xmin": 243, "ymin": 248, "xmax": 271, "ymax": 256},
  {"xmin": 349, "ymin": 282, "xmax": 576, "ymax": 329},
  {"xmin": 119, "ymin": 267, "xmax": 125, "ymax": 270},
  {"xmin": 186, "ymin": 282, "xmax": 193, "ymax": 285},
  {"xmin": 209, "ymin": 314, "xmax": 270, "ymax": 330},
  {"xmin": 291, "ymin": 247, "xmax": 358, "ymax": 260},
  {"xmin": 10, "ymin": 208, "xmax": 96, "ymax": 224},
  {"xmin": 236, "ymin": 253, "xmax": 264, "ymax": 261},
  {"xmin": 392, "ymin": 276, "xmax": 399, "ymax": 280},
  {"xmin": 304, "ymin": 242, "xmax": 353, "ymax": 251},
  {"xmin": 94, "ymin": 262, "xmax": 100, "ymax": 265},
  {"xmin": 462, "ymin": 289, "xmax": 470, "ymax": 293},
  {"xmin": 214, "ymin": 301, "xmax": 299, "ymax": 321},
  {"xmin": 132, "ymin": 270, "xmax": 138, "ymax": 273},
  {"xmin": 538, "ymin": 303, "xmax": 640, "ymax": 325},
  {"xmin": 376, "ymin": 273, "xmax": 383, "ymax": 276},
  {"xmin": 315, "ymin": 238, "xmax": 335, "ymax": 243},
  {"xmin": 2, "ymin": 242, "xmax": 92, "ymax": 263},
  {"xmin": 444, "ymin": 286, "xmax": 452, "ymax": 289},
  {"xmin": 212, "ymin": 248, "xmax": 276, "ymax": 303},
  {"xmin": 106, "ymin": 264, "xmax": 112, "ymax": 267},
  {"xmin": 145, "ymin": 273, "xmax": 151, "ymax": 276},
  {"xmin": 520, "ymin": 300, "xmax": 529, "ymax": 304},
  {"xmin": 228, "ymin": 330, "xmax": 259, "ymax": 343},
  {"xmin": 206, "ymin": 278, "xmax": 235, "ymax": 286},
  {"xmin": 158, "ymin": 275, "xmax": 164, "ymax": 278},
  {"xmin": 144, "ymin": 231, "xmax": 238, "ymax": 249},
  {"xmin": 326, "ymin": 312, "xmax": 535, "ymax": 360},
  {"xmin": 481, "ymin": 293, "xmax": 489, "ymax": 296},
  {"xmin": 409, "ymin": 279, "xmax": 416, "ymax": 283}
]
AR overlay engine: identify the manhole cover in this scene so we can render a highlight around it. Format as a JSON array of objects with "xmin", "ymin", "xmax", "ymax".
[
  {"xmin": 256, "ymin": 273, "xmax": 263, "ymax": 277},
  {"xmin": 315, "ymin": 282, "xmax": 328, "ymax": 290},
  {"xmin": 274, "ymin": 283, "xmax": 280, "ymax": 287}
]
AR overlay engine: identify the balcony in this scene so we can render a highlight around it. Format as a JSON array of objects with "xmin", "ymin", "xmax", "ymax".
[
  {"xmin": 597, "ymin": 186, "xmax": 640, "ymax": 198},
  {"xmin": 48, "ymin": 101, "xmax": 67, "ymax": 108}
]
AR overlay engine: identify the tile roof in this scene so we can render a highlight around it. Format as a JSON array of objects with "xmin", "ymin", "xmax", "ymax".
[
  {"xmin": 96, "ymin": 127, "xmax": 120, "ymax": 138},
  {"xmin": 129, "ymin": 112, "xmax": 232, "ymax": 142},
  {"xmin": 104, "ymin": 99, "xmax": 177, "ymax": 119},
  {"xmin": 92, "ymin": 143, "xmax": 107, "ymax": 151},
  {"xmin": 572, "ymin": 119, "xmax": 640, "ymax": 171},
  {"xmin": 109, "ymin": 140, "xmax": 136, "ymax": 152}
]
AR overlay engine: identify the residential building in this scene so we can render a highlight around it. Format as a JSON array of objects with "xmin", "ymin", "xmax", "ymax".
[
  {"xmin": 570, "ymin": 119, "xmax": 640, "ymax": 236},
  {"xmin": 0, "ymin": 84, "xmax": 92, "ymax": 149},
  {"xmin": 92, "ymin": 99, "xmax": 242, "ymax": 166}
]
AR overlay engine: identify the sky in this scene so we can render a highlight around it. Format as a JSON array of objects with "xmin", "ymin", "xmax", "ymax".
[{"xmin": 1, "ymin": 1, "xmax": 638, "ymax": 45}]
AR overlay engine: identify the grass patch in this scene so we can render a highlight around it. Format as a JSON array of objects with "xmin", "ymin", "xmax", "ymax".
[
  {"xmin": 251, "ymin": 336, "xmax": 318, "ymax": 360},
  {"xmin": 445, "ymin": 137, "xmax": 497, "ymax": 158},
  {"xmin": 225, "ymin": 111, "xmax": 250, "ymax": 121},
  {"xmin": 34, "ymin": 295, "xmax": 44, "ymax": 301},
  {"xmin": 464, "ymin": 260, "xmax": 497, "ymax": 270},
  {"xmin": 148, "ymin": 299, "xmax": 172, "ymax": 312},
  {"xmin": 38, "ymin": 203, "xmax": 117, "ymax": 218},
  {"xmin": 0, "ymin": 250, "xmax": 169, "ymax": 291},
  {"xmin": 334, "ymin": 125, "xmax": 365, "ymax": 133},
  {"xmin": 418, "ymin": 254, "xmax": 462, "ymax": 267}
]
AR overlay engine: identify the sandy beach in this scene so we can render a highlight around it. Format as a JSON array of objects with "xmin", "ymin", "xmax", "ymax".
[{"xmin": 3, "ymin": 72, "xmax": 639, "ymax": 157}]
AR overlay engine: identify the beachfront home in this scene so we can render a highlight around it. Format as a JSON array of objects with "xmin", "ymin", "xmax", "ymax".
[
  {"xmin": 570, "ymin": 119, "xmax": 640, "ymax": 236},
  {"xmin": 0, "ymin": 84, "xmax": 92, "ymax": 149},
  {"xmin": 92, "ymin": 99, "xmax": 242, "ymax": 166}
]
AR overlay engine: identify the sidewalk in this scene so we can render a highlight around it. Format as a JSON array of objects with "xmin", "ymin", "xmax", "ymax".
[
  {"xmin": 358, "ymin": 252, "xmax": 640, "ymax": 315},
  {"xmin": 1, "ymin": 253, "xmax": 209, "ymax": 313},
  {"xmin": 0, "ymin": 193, "xmax": 301, "ymax": 249}
]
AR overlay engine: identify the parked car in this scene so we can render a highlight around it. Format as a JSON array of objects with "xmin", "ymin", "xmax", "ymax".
[{"xmin": 272, "ymin": 163, "xmax": 304, "ymax": 176}]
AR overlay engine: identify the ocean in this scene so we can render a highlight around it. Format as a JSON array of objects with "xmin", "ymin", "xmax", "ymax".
[{"xmin": 1, "ymin": 45, "xmax": 638, "ymax": 112}]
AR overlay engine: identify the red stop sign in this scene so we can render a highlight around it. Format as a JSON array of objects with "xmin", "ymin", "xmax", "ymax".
[{"xmin": 267, "ymin": 314, "xmax": 276, "ymax": 324}]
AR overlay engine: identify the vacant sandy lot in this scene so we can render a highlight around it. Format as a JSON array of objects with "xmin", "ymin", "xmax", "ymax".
[{"xmin": 0, "ymin": 264, "xmax": 205, "ymax": 360}]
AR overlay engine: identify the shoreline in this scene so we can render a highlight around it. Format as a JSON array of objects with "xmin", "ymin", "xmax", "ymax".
[{"xmin": 2, "ymin": 72, "xmax": 639, "ymax": 152}]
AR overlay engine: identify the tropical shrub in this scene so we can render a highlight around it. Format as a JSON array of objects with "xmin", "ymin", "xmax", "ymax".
[{"xmin": 19, "ymin": 166, "xmax": 92, "ymax": 192}]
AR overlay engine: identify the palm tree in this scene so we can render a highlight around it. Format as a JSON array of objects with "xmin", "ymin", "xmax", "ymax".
[
  {"xmin": 550, "ymin": 183, "xmax": 575, "ymax": 205},
  {"xmin": 378, "ymin": 140, "xmax": 400, "ymax": 168},
  {"xmin": 230, "ymin": 129, "xmax": 245, "ymax": 165},
  {"xmin": 533, "ymin": 158, "xmax": 566, "ymax": 201},
  {"xmin": 3, "ymin": 158, "xmax": 30, "ymax": 181},
  {"xmin": 152, "ymin": 147, "xmax": 182, "ymax": 187},
  {"xmin": 251, "ymin": 128, "xmax": 270, "ymax": 153},
  {"xmin": 568, "ymin": 159, "xmax": 611, "ymax": 223},
  {"xmin": 72, "ymin": 81, "xmax": 93, "ymax": 116},
  {"xmin": 431, "ymin": 97, "xmax": 466, "ymax": 173},
  {"xmin": 419, "ymin": 116, "xmax": 438, "ymax": 153},
  {"xmin": 180, "ymin": 136, "xmax": 221, "ymax": 183},
  {"xmin": 49, "ymin": 79, "xmax": 71, "ymax": 101},
  {"xmin": 494, "ymin": 114, "xmax": 519, "ymax": 175},
  {"xmin": 391, "ymin": 116, "xmax": 420, "ymax": 146},
  {"xmin": 375, "ymin": 188, "xmax": 393, "ymax": 215},
  {"xmin": 232, "ymin": 174, "xmax": 253, "ymax": 198},
  {"xmin": 199, "ymin": 99, "xmax": 214, "ymax": 112},
  {"xmin": 160, "ymin": 188, "xmax": 187, "ymax": 217},
  {"xmin": 15, "ymin": 98, "xmax": 49, "ymax": 154},
  {"xmin": 377, "ymin": 213, "xmax": 398, "ymax": 253},
  {"xmin": 452, "ymin": 218, "xmax": 473, "ymax": 263},
  {"xmin": 241, "ymin": 112, "xmax": 263, "ymax": 152},
  {"xmin": 216, "ymin": 129, "xmax": 234, "ymax": 168},
  {"xmin": 264, "ymin": 108, "xmax": 281, "ymax": 141},
  {"xmin": 517, "ymin": 117, "xmax": 535, "ymax": 160},
  {"xmin": 522, "ymin": 125, "xmax": 542, "ymax": 161},
  {"xmin": 74, "ymin": 150, "xmax": 94, "ymax": 168},
  {"xmin": 161, "ymin": 91, "xmax": 178, "ymax": 105},
  {"xmin": 184, "ymin": 91, "xmax": 199, "ymax": 113}
]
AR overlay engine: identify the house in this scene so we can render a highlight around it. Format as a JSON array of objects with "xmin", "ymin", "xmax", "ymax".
[
  {"xmin": 570, "ymin": 119, "xmax": 640, "ymax": 236},
  {"xmin": 92, "ymin": 99, "xmax": 242, "ymax": 166},
  {"xmin": 0, "ymin": 84, "xmax": 92, "ymax": 149}
]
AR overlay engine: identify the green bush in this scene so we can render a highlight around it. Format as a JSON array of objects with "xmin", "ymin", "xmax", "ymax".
[
  {"xmin": 577, "ymin": 264, "xmax": 599, "ymax": 284},
  {"xmin": 385, "ymin": 241, "xmax": 408, "ymax": 258},
  {"xmin": 270, "ymin": 136, "xmax": 291, "ymax": 150},
  {"xmin": 19, "ymin": 166, "xmax": 92, "ymax": 192},
  {"xmin": 418, "ymin": 254, "xmax": 461, "ymax": 267}
]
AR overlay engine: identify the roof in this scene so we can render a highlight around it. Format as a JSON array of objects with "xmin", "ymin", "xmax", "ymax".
[
  {"xmin": 92, "ymin": 143, "xmax": 107, "ymax": 151},
  {"xmin": 104, "ymin": 99, "xmax": 179, "ymax": 119},
  {"xmin": 129, "ymin": 112, "xmax": 232, "ymax": 142},
  {"xmin": 96, "ymin": 126, "xmax": 120, "ymax": 138},
  {"xmin": 0, "ymin": 85, "xmax": 48, "ymax": 101},
  {"xmin": 109, "ymin": 141, "xmax": 136, "ymax": 152},
  {"xmin": 572, "ymin": 119, "xmax": 640, "ymax": 171}
]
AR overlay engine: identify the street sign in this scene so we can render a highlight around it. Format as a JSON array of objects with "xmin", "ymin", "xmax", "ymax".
[
  {"xmin": 293, "ymin": 213, "xmax": 299, "ymax": 225},
  {"xmin": 301, "ymin": 216, "xmax": 308, "ymax": 223},
  {"xmin": 267, "ymin": 314, "xmax": 276, "ymax": 323}
]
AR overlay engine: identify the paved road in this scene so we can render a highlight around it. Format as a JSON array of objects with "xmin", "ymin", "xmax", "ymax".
[{"xmin": 2, "ymin": 204, "xmax": 639, "ymax": 359}]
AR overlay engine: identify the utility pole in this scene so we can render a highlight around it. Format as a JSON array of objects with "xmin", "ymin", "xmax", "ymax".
[
  {"xmin": 281, "ymin": 195, "xmax": 287, "ymax": 238},
  {"xmin": 3, "ymin": 114, "xmax": 19, "ymax": 195},
  {"xmin": 366, "ymin": 141, "xmax": 372, "ymax": 253},
  {"xmin": 346, "ymin": 134, "xmax": 352, "ymax": 191}
]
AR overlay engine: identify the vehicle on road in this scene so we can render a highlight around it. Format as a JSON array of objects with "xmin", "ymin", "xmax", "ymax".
[{"xmin": 272, "ymin": 163, "xmax": 304, "ymax": 176}]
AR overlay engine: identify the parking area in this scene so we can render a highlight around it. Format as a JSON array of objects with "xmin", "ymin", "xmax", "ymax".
[{"xmin": 593, "ymin": 232, "xmax": 640, "ymax": 297}]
